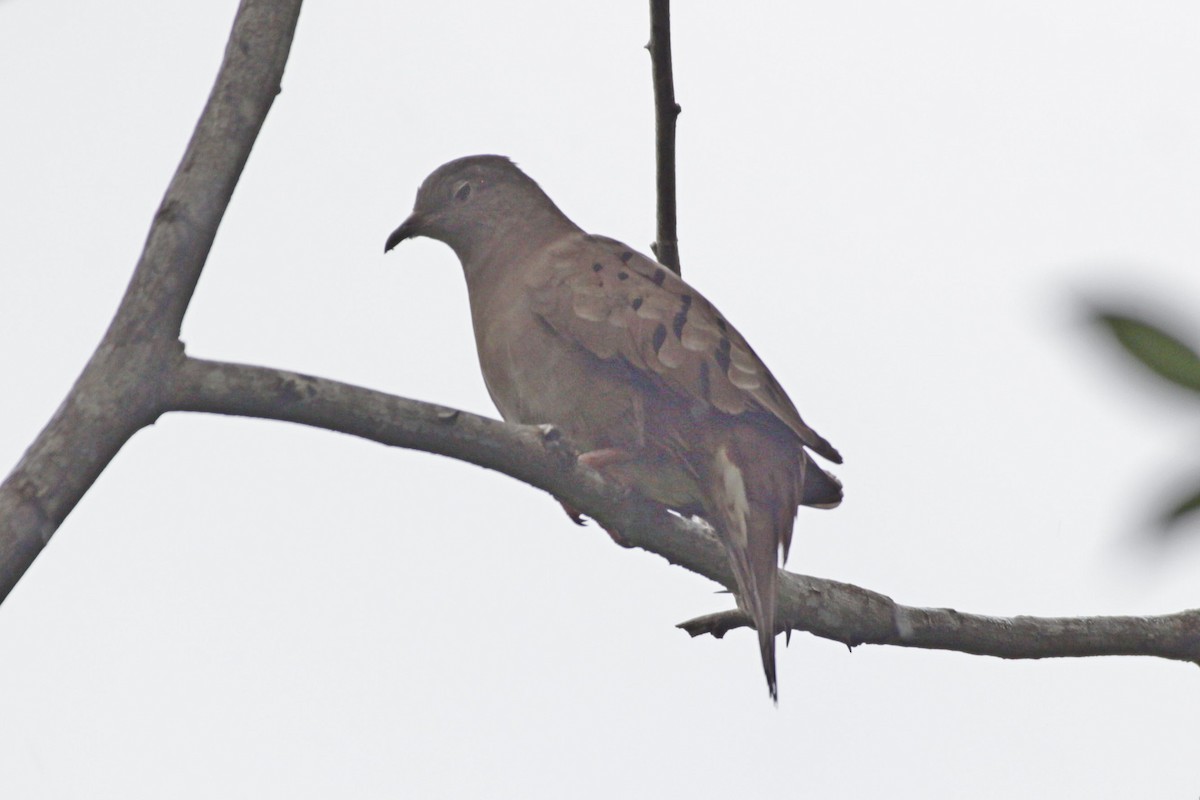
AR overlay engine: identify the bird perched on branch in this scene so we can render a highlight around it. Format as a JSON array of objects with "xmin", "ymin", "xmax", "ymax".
[{"xmin": 385, "ymin": 155, "xmax": 841, "ymax": 700}]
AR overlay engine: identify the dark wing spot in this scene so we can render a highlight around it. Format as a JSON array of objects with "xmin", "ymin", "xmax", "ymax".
[
  {"xmin": 620, "ymin": 251, "xmax": 634, "ymax": 263},
  {"xmin": 592, "ymin": 263, "xmax": 603, "ymax": 272},
  {"xmin": 618, "ymin": 271, "xmax": 629, "ymax": 280},
  {"xmin": 632, "ymin": 297, "xmax": 644, "ymax": 311},
  {"xmin": 715, "ymin": 316, "xmax": 728, "ymax": 333},
  {"xmin": 652, "ymin": 323, "xmax": 668, "ymax": 355},
  {"xmin": 715, "ymin": 337, "xmax": 732, "ymax": 372},
  {"xmin": 651, "ymin": 269, "xmax": 666, "ymax": 286},
  {"xmin": 671, "ymin": 295, "xmax": 692, "ymax": 340},
  {"xmin": 672, "ymin": 310, "xmax": 687, "ymax": 340}
]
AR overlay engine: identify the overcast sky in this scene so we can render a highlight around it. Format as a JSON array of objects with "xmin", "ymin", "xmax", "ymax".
[{"xmin": 2, "ymin": 2, "xmax": 1199, "ymax": 797}]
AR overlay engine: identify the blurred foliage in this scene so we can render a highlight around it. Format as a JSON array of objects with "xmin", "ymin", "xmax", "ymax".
[
  {"xmin": 1092, "ymin": 308, "xmax": 1200, "ymax": 532},
  {"xmin": 1094, "ymin": 312, "xmax": 1200, "ymax": 394}
]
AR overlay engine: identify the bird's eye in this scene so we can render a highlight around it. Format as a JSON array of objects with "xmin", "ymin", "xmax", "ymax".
[{"xmin": 453, "ymin": 181, "xmax": 472, "ymax": 202}]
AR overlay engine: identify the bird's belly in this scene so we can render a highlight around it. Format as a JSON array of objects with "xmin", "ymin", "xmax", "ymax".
[
  {"xmin": 480, "ymin": 329, "xmax": 704, "ymax": 509},
  {"xmin": 476, "ymin": 319, "xmax": 639, "ymax": 450}
]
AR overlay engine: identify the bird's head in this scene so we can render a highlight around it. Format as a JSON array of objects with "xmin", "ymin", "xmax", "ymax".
[{"xmin": 384, "ymin": 155, "xmax": 560, "ymax": 261}]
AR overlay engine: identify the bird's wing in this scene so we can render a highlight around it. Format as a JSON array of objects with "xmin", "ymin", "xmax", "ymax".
[{"xmin": 525, "ymin": 233, "xmax": 842, "ymax": 464}]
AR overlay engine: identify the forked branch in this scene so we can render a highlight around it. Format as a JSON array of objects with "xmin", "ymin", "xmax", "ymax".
[{"xmin": 1, "ymin": 0, "xmax": 1195, "ymax": 673}]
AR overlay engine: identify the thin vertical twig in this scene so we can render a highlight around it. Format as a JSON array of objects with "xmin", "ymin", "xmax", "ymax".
[{"xmin": 647, "ymin": 0, "xmax": 682, "ymax": 275}]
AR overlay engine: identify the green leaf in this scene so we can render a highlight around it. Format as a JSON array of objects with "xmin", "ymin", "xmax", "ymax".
[
  {"xmin": 1161, "ymin": 485, "xmax": 1200, "ymax": 530},
  {"xmin": 1093, "ymin": 311, "xmax": 1200, "ymax": 394}
]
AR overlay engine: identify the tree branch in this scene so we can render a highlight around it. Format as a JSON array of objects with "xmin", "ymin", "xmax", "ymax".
[
  {"xmin": 647, "ymin": 0, "xmax": 682, "ymax": 274},
  {"xmin": 0, "ymin": 0, "xmax": 302, "ymax": 603},
  {"xmin": 680, "ymin": 597, "xmax": 1200, "ymax": 664},
  {"xmin": 3, "ymin": 0, "xmax": 1196, "ymax": 673},
  {"xmin": 167, "ymin": 358, "xmax": 1200, "ymax": 665}
]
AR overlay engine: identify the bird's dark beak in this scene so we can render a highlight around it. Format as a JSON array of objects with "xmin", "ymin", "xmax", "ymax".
[{"xmin": 384, "ymin": 214, "xmax": 420, "ymax": 253}]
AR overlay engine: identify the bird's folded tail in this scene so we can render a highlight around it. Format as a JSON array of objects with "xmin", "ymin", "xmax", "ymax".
[{"xmin": 707, "ymin": 444, "xmax": 788, "ymax": 702}]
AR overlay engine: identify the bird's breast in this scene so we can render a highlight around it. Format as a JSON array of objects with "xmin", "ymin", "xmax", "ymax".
[{"xmin": 469, "ymin": 293, "xmax": 642, "ymax": 452}]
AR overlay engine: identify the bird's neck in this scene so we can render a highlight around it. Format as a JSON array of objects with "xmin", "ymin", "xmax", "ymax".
[{"xmin": 456, "ymin": 204, "xmax": 580, "ymax": 289}]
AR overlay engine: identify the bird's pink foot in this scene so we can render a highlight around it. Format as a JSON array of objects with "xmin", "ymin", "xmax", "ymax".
[
  {"xmin": 556, "ymin": 498, "xmax": 633, "ymax": 547},
  {"xmin": 577, "ymin": 447, "xmax": 634, "ymax": 472},
  {"xmin": 556, "ymin": 449, "xmax": 637, "ymax": 547}
]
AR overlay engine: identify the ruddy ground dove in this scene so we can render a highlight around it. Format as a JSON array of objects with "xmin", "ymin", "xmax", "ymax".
[{"xmin": 385, "ymin": 155, "xmax": 841, "ymax": 700}]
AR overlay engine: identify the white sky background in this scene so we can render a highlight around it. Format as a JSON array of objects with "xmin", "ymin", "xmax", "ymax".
[{"xmin": 2, "ymin": 1, "xmax": 1199, "ymax": 796}]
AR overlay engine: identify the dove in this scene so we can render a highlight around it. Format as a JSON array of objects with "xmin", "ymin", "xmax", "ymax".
[{"xmin": 385, "ymin": 155, "xmax": 841, "ymax": 700}]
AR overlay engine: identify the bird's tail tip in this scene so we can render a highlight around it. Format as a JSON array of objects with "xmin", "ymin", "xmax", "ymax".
[{"xmin": 761, "ymin": 630, "xmax": 779, "ymax": 705}]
